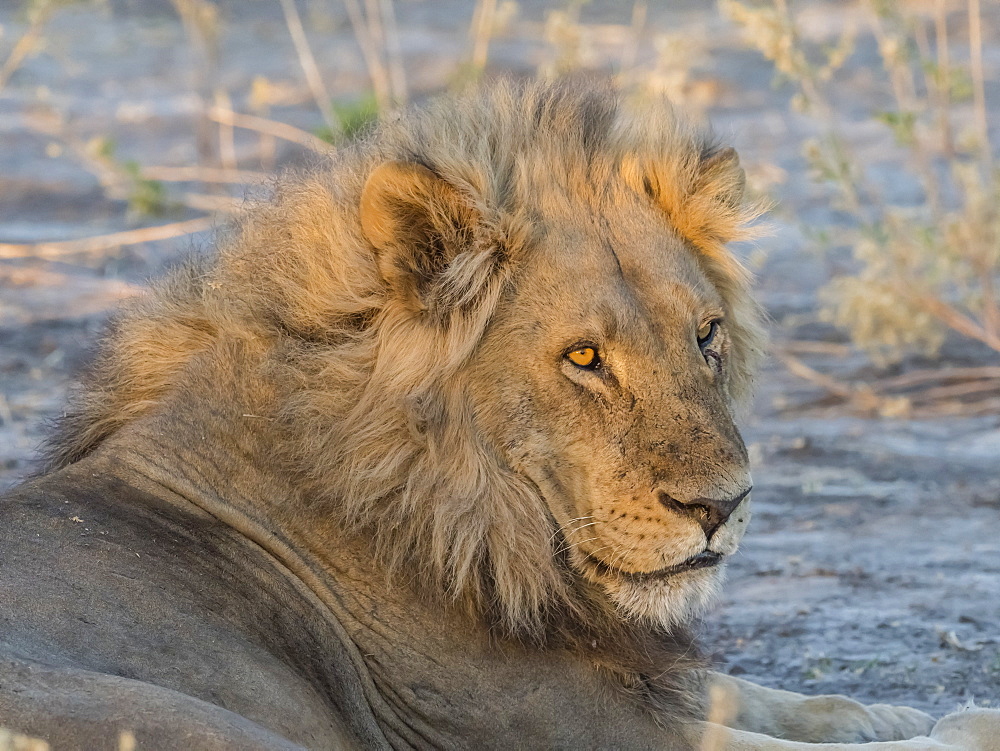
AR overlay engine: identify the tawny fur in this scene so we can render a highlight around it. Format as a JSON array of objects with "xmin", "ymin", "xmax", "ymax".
[{"xmin": 45, "ymin": 80, "xmax": 765, "ymax": 649}]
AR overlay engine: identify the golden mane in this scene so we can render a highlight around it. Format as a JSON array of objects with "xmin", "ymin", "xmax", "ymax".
[{"xmin": 45, "ymin": 79, "xmax": 765, "ymax": 647}]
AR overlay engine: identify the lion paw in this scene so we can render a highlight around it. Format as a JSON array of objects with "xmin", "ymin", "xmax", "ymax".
[
  {"xmin": 794, "ymin": 695, "xmax": 933, "ymax": 743},
  {"xmin": 863, "ymin": 702, "xmax": 935, "ymax": 741},
  {"xmin": 931, "ymin": 708, "xmax": 1000, "ymax": 751}
]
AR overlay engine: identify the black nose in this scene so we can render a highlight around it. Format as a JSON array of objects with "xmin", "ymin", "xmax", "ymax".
[{"xmin": 658, "ymin": 487, "xmax": 750, "ymax": 539}]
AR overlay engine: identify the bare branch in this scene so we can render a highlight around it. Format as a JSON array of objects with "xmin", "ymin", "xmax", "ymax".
[
  {"xmin": 469, "ymin": 0, "xmax": 498, "ymax": 71},
  {"xmin": 207, "ymin": 106, "xmax": 332, "ymax": 153},
  {"xmin": 0, "ymin": 217, "xmax": 217, "ymax": 260},
  {"xmin": 968, "ymin": 0, "xmax": 992, "ymax": 167},
  {"xmin": 380, "ymin": 0, "xmax": 407, "ymax": 105},
  {"xmin": 0, "ymin": 1, "xmax": 58, "ymax": 91},
  {"xmin": 343, "ymin": 0, "xmax": 394, "ymax": 111},
  {"xmin": 139, "ymin": 165, "xmax": 268, "ymax": 184},
  {"xmin": 279, "ymin": 0, "xmax": 340, "ymax": 136}
]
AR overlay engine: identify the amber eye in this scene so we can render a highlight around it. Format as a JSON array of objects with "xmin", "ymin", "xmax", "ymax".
[
  {"xmin": 566, "ymin": 346, "xmax": 600, "ymax": 369},
  {"xmin": 697, "ymin": 320, "xmax": 719, "ymax": 350}
]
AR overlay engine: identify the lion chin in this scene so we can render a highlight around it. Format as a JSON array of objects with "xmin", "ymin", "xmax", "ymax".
[{"xmin": 600, "ymin": 562, "xmax": 727, "ymax": 629}]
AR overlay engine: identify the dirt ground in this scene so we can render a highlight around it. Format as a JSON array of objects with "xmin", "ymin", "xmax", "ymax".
[{"xmin": 1, "ymin": 0, "xmax": 998, "ymax": 719}]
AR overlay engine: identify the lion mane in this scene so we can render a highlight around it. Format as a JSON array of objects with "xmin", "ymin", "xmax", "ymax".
[{"xmin": 44, "ymin": 81, "xmax": 764, "ymax": 696}]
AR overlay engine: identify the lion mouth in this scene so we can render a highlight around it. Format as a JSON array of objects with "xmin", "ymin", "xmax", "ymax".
[{"xmin": 583, "ymin": 550, "xmax": 724, "ymax": 583}]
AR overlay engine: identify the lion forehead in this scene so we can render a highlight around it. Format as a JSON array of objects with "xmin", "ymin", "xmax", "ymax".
[{"xmin": 519, "ymin": 210, "xmax": 725, "ymax": 322}]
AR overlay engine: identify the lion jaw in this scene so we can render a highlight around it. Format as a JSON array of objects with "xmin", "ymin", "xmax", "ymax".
[{"xmin": 579, "ymin": 494, "xmax": 752, "ymax": 629}]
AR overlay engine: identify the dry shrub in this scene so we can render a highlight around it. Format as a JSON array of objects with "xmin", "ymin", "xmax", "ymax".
[{"xmin": 724, "ymin": 0, "xmax": 1000, "ymax": 368}]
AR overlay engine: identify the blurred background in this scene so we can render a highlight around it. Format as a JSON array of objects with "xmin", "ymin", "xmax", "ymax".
[{"xmin": 1, "ymin": 0, "xmax": 998, "ymax": 716}]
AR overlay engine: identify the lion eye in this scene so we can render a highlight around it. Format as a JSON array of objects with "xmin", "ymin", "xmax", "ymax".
[
  {"xmin": 566, "ymin": 346, "xmax": 600, "ymax": 369},
  {"xmin": 697, "ymin": 320, "xmax": 719, "ymax": 350}
]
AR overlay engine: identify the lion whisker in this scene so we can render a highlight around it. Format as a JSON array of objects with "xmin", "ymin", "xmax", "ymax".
[
  {"xmin": 584, "ymin": 544, "xmax": 614, "ymax": 560},
  {"xmin": 607, "ymin": 544, "xmax": 633, "ymax": 572},
  {"xmin": 554, "ymin": 535, "xmax": 600, "ymax": 556},
  {"xmin": 550, "ymin": 515, "xmax": 595, "ymax": 542}
]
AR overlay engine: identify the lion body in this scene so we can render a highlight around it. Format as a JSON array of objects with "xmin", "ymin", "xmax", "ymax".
[
  {"xmin": 2, "ymin": 80, "xmax": 995, "ymax": 750},
  {"xmin": 0, "ymin": 455, "xmax": 691, "ymax": 749}
]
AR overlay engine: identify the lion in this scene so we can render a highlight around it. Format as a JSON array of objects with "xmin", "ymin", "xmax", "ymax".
[{"xmin": 1, "ymin": 79, "xmax": 997, "ymax": 750}]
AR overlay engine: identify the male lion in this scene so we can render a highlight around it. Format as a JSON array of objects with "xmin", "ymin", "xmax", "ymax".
[{"xmin": 1, "ymin": 80, "xmax": 997, "ymax": 750}]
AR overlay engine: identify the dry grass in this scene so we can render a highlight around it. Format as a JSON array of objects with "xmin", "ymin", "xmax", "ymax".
[{"xmin": 725, "ymin": 0, "xmax": 999, "ymax": 415}]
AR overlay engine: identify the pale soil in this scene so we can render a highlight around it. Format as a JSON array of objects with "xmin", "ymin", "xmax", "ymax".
[{"xmin": 1, "ymin": 0, "xmax": 997, "ymax": 718}]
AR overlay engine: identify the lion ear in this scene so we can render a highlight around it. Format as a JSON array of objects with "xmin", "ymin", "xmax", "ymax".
[
  {"xmin": 694, "ymin": 146, "xmax": 746, "ymax": 214},
  {"xmin": 360, "ymin": 161, "xmax": 479, "ymax": 308},
  {"xmin": 623, "ymin": 145, "xmax": 750, "ymax": 257}
]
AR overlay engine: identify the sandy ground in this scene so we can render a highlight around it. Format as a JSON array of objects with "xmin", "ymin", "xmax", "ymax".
[{"xmin": 1, "ymin": 0, "xmax": 998, "ymax": 718}]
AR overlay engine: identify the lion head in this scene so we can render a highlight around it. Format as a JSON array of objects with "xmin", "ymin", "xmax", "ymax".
[
  {"xmin": 458, "ymin": 173, "xmax": 756, "ymax": 630},
  {"xmin": 46, "ymin": 80, "xmax": 764, "ymax": 643}
]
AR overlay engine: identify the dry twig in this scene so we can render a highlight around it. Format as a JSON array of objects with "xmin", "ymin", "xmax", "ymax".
[
  {"xmin": 909, "ymin": 379, "xmax": 1000, "ymax": 403},
  {"xmin": 140, "ymin": 165, "xmax": 268, "ymax": 184},
  {"xmin": 619, "ymin": 1, "xmax": 647, "ymax": 81},
  {"xmin": 469, "ymin": 0, "xmax": 498, "ymax": 71},
  {"xmin": 0, "ymin": 1, "xmax": 59, "ymax": 91},
  {"xmin": 968, "ymin": 0, "xmax": 991, "ymax": 167},
  {"xmin": 772, "ymin": 346, "xmax": 857, "ymax": 401},
  {"xmin": 207, "ymin": 106, "xmax": 331, "ymax": 153},
  {"xmin": 214, "ymin": 90, "xmax": 239, "ymax": 174},
  {"xmin": 170, "ymin": 0, "xmax": 221, "ymax": 165},
  {"xmin": 380, "ymin": 0, "xmax": 407, "ymax": 105},
  {"xmin": 0, "ymin": 217, "xmax": 216, "ymax": 260},
  {"xmin": 876, "ymin": 365, "xmax": 1000, "ymax": 391},
  {"xmin": 933, "ymin": 0, "xmax": 954, "ymax": 157},
  {"xmin": 773, "ymin": 342, "xmax": 1000, "ymax": 417},
  {"xmin": 279, "ymin": 0, "xmax": 341, "ymax": 136},
  {"xmin": 342, "ymin": 0, "xmax": 395, "ymax": 111}
]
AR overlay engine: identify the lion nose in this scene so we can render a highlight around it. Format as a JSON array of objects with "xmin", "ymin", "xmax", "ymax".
[{"xmin": 658, "ymin": 487, "xmax": 751, "ymax": 539}]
